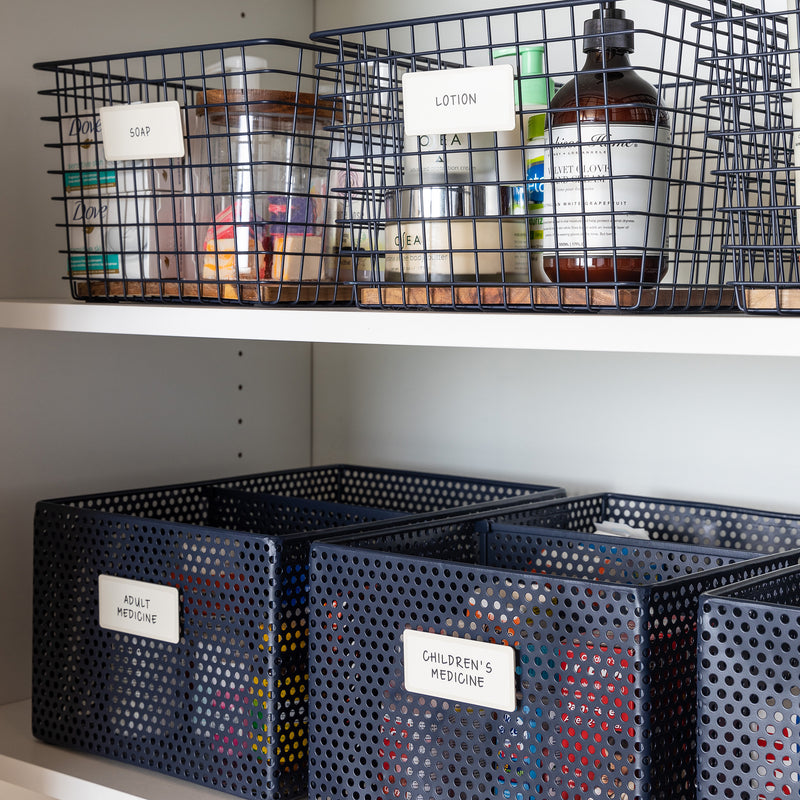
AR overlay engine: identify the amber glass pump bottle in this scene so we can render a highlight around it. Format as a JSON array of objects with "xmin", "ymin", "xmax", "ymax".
[{"xmin": 542, "ymin": 2, "xmax": 670, "ymax": 283}]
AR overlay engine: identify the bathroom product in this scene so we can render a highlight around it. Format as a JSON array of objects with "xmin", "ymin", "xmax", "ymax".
[
  {"xmin": 66, "ymin": 194, "xmax": 179, "ymax": 281},
  {"xmin": 401, "ymin": 131, "xmax": 496, "ymax": 185},
  {"xmin": 491, "ymin": 46, "xmax": 551, "ymax": 180},
  {"xmin": 493, "ymin": 45, "xmax": 554, "ymax": 281},
  {"xmin": 542, "ymin": 1, "xmax": 671, "ymax": 283},
  {"xmin": 383, "ymin": 185, "xmax": 528, "ymax": 283},
  {"xmin": 400, "ymin": 64, "xmax": 516, "ymax": 186}
]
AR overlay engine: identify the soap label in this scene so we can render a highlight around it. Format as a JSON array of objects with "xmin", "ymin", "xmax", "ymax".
[
  {"xmin": 402, "ymin": 629, "xmax": 516, "ymax": 711},
  {"xmin": 541, "ymin": 122, "xmax": 670, "ymax": 254},
  {"xmin": 402, "ymin": 65, "xmax": 515, "ymax": 136},
  {"xmin": 99, "ymin": 101, "xmax": 185, "ymax": 161},
  {"xmin": 98, "ymin": 575, "xmax": 180, "ymax": 643}
]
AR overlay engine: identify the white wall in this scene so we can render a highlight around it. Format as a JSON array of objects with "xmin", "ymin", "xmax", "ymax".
[
  {"xmin": 313, "ymin": 344, "xmax": 800, "ymax": 515},
  {"xmin": 315, "ymin": 0, "xmax": 788, "ymax": 29}
]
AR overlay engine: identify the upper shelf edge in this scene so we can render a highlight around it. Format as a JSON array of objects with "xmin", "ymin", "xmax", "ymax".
[{"xmin": 0, "ymin": 299, "xmax": 795, "ymax": 357}]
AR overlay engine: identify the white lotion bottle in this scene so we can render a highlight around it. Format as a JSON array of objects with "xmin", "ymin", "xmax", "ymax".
[{"xmin": 492, "ymin": 46, "xmax": 553, "ymax": 281}]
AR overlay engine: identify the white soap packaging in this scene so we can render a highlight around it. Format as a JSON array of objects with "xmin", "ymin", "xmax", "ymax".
[
  {"xmin": 61, "ymin": 113, "xmax": 184, "ymax": 195},
  {"xmin": 66, "ymin": 194, "xmax": 181, "ymax": 280}
]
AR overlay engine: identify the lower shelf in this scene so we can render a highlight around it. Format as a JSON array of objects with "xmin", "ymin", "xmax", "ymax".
[{"xmin": 0, "ymin": 700, "xmax": 225, "ymax": 800}]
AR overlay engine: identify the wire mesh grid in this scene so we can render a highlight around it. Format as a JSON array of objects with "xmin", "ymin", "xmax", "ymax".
[
  {"xmin": 312, "ymin": 0, "xmax": 734, "ymax": 312},
  {"xmin": 34, "ymin": 39, "xmax": 367, "ymax": 305},
  {"xmin": 308, "ymin": 501, "xmax": 800, "ymax": 800},
  {"xmin": 699, "ymin": 2, "xmax": 800, "ymax": 313},
  {"xmin": 697, "ymin": 563, "xmax": 800, "ymax": 799},
  {"xmin": 31, "ymin": 464, "xmax": 561, "ymax": 799}
]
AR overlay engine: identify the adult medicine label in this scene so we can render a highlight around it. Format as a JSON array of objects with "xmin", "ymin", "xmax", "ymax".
[
  {"xmin": 98, "ymin": 575, "xmax": 180, "ymax": 643},
  {"xmin": 402, "ymin": 65, "xmax": 516, "ymax": 136},
  {"xmin": 402, "ymin": 629, "xmax": 516, "ymax": 711},
  {"xmin": 99, "ymin": 101, "xmax": 185, "ymax": 161}
]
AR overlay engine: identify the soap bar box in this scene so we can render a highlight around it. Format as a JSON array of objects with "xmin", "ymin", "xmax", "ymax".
[
  {"xmin": 65, "ymin": 194, "xmax": 184, "ymax": 281},
  {"xmin": 60, "ymin": 112, "xmax": 184, "ymax": 196},
  {"xmin": 61, "ymin": 111, "xmax": 188, "ymax": 281}
]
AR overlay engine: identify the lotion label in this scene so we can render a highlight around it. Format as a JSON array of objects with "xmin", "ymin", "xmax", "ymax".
[
  {"xmin": 402, "ymin": 65, "xmax": 516, "ymax": 136},
  {"xmin": 98, "ymin": 575, "xmax": 180, "ymax": 643},
  {"xmin": 542, "ymin": 123, "xmax": 670, "ymax": 254},
  {"xmin": 402, "ymin": 629, "xmax": 516, "ymax": 711}
]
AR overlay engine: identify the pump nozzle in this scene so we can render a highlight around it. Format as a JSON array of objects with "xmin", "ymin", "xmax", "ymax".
[{"xmin": 584, "ymin": 2, "xmax": 634, "ymax": 53}]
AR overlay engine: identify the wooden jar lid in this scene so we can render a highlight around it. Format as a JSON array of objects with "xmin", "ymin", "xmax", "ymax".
[{"xmin": 197, "ymin": 89, "xmax": 337, "ymax": 123}]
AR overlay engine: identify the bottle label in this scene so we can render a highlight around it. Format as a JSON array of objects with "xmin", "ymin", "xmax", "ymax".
[
  {"xmin": 402, "ymin": 629, "xmax": 516, "ymax": 712},
  {"xmin": 403, "ymin": 132, "xmax": 496, "ymax": 183},
  {"xmin": 384, "ymin": 219, "xmax": 528, "ymax": 280},
  {"xmin": 541, "ymin": 123, "xmax": 670, "ymax": 254}
]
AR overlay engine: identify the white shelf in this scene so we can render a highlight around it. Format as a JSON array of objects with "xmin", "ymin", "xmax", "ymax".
[
  {"xmin": 0, "ymin": 700, "xmax": 228, "ymax": 800},
  {"xmin": 0, "ymin": 298, "xmax": 799, "ymax": 356}
]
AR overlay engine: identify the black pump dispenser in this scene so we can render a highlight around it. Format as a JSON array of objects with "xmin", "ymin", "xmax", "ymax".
[
  {"xmin": 583, "ymin": 1, "xmax": 634, "ymax": 53},
  {"xmin": 542, "ymin": 0, "xmax": 670, "ymax": 284}
]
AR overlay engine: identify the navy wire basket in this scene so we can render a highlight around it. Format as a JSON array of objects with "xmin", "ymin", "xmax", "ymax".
[
  {"xmin": 34, "ymin": 39, "xmax": 364, "ymax": 305},
  {"xmin": 700, "ymin": 2, "xmax": 800, "ymax": 313},
  {"xmin": 308, "ymin": 491, "xmax": 800, "ymax": 800},
  {"xmin": 312, "ymin": 0, "xmax": 733, "ymax": 312},
  {"xmin": 697, "ymin": 563, "xmax": 800, "ymax": 799},
  {"xmin": 31, "ymin": 464, "xmax": 561, "ymax": 799}
]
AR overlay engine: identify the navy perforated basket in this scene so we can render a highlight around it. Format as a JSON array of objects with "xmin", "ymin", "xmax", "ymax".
[
  {"xmin": 309, "ymin": 494, "xmax": 800, "ymax": 800},
  {"xmin": 32, "ymin": 465, "xmax": 561, "ymax": 800},
  {"xmin": 495, "ymin": 491, "xmax": 800, "ymax": 554},
  {"xmin": 697, "ymin": 564, "xmax": 800, "ymax": 800}
]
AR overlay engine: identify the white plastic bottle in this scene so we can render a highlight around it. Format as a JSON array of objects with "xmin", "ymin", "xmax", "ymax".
[{"xmin": 492, "ymin": 46, "xmax": 553, "ymax": 281}]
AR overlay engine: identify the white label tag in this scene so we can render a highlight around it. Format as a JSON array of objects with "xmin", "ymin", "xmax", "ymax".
[
  {"xmin": 98, "ymin": 575, "xmax": 180, "ymax": 643},
  {"xmin": 402, "ymin": 629, "xmax": 516, "ymax": 711},
  {"xmin": 402, "ymin": 65, "xmax": 516, "ymax": 136},
  {"xmin": 99, "ymin": 101, "xmax": 185, "ymax": 161}
]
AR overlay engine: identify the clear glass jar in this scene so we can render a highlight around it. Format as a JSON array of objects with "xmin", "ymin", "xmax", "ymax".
[
  {"xmin": 193, "ymin": 90, "xmax": 335, "ymax": 293},
  {"xmin": 383, "ymin": 185, "xmax": 529, "ymax": 283}
]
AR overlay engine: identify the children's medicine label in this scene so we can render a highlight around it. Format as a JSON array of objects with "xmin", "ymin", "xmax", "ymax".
[
  {"xmin": 98, "ymin": 575, "xmax": 180, "ymax": 643},
  {"xmin": 99, "ymin": 101, "xmax": 185, "ymax": 161},
  {"xmin": 402, "ymin": 65, "xmax": 516, "ymax": 136},
  {"xmin": 402, "ymin": 629, "xmax": 516, "ymax": 711}
]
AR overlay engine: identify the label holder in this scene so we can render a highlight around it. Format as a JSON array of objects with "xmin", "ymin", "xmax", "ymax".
[
  {"xmin": 402, "ymin": 628, "xmax": 517, "ymax": 712},
  {"xmin": 402, "ymin": 64, "xmax": 516, "ymax": 136},
  {"xmin": 98, "ymin": 574, "xmax": 181, "ymax": 644},
  {"xmin": 98, "ymin": 101, "xmax": 186, "ymax": 161}
]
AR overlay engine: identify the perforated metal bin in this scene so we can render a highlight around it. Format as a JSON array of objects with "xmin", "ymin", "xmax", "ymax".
[
  {"xmin": 34, "ymin": 39, "xmax": 362, "ymax": 306},
  {"xmin": 312, "ymin": 0, "xmax": 733, "ymax": 312},
  {"xmin": 32, "ymin": 465, "xmax": 561, "ymax": 800},
  {"xmin": 308, "ymin": 494, "xmax": 800, "ymax": 800},
  {"xmin": 697, "ymin": 563, "xmax": 800, "ymax": 800}
]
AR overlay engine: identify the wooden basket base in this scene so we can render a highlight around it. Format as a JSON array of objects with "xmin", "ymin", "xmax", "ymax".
[
  {"xmin": 743, "ymin": 288, "xmax": 800, "ymax": 312},
  {"xmin": 358, "ymin": 284, "xmax": 734, "ymax": 310},
  {"xmin": 72, "ymin": 279, "xmax": 353, "ymax": 304}
]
